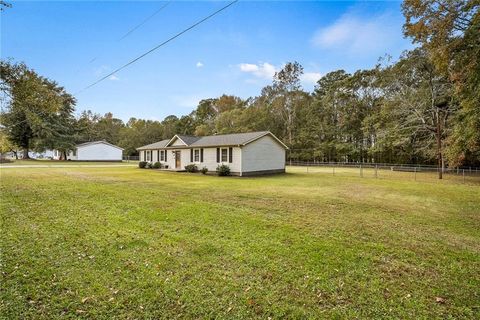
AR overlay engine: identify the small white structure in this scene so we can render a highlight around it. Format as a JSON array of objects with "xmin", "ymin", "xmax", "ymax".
[
  {"xmin": 54, "ymin": 141, "xmax": 123, "ymax": 161},
  {"xmin": 137, "ymin": 131, "xmax": 288, "ymax": 176}
]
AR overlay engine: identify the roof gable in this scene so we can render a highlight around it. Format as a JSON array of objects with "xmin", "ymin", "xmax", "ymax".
[{"xmin": 137, "ymin": 131, "xmax": 288, "ymax": 150}]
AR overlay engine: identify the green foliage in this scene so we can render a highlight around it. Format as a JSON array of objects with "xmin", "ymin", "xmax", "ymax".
[
  {"xmin": 0, "ymin": 60, "xmax": 77, "ymax": 158},
  {"xmin": 138, "ymin": 161, "xmax": 147, "ymax": 168},
  {"xmin": 184, "ymin": 164, "xmax": 198, "ymax": 173},
  {"xmin": 200, "ymin": 166, "xmax": 208, "ymax": 174},
  {"xmin": 153, "ymin": 162, "xmax": 161, "ymax": 169},
  {"xmin": 216, "ymin": 164, "xmax": 230, "ymax": 176}
]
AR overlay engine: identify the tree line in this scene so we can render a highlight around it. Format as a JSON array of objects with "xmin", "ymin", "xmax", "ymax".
[{"xmin": 1, "ymin": 0, "xmax": 479, "ymax": 176}]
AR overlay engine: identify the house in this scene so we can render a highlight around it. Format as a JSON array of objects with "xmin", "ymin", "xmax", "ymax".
[
  {"xmin": 136, "ymin": 131, "xmax": 288, "ymax": 176},
  {"xmin": 53, "ymin": 141, "xmax": 123, "ymax": 161}
]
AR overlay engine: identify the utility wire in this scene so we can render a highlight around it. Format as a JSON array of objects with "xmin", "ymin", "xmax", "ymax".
[
  {"xmin": 77, "ymin": 0, "xmax": 238, "ymax": 94},
  {"xmin": 118, "ymin": 1, "xmax": 171, "ymax": 41},
  {"xmin": 85, "ymin": 2, "xmax": 171, "ymax": 64}
]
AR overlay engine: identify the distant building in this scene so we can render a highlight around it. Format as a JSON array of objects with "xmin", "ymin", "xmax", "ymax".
[
  {"xmin": 54, "ymin": 141, "xmax": 123, "ymax": 161},
  {"xmin": 137, "ymin": 131, "xmax": 287, "ymax": 176}
]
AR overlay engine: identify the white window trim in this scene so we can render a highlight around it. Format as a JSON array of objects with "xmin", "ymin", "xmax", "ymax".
[
  {"xmin": 221, "ymin": 148, "xmax": 228, "ymax": 163},
  {"xmin": 194, "ymin": 149, "xmax": 200, "ymax": 163}
]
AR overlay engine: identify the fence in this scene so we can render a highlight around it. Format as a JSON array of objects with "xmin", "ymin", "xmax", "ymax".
[
  {"xmin": 286, "ymin": 161, "xmax": 480, "ymax": 185},
  {"xmin": 123, "ymin": 155, "xmax": 139, "ymax": 162}
]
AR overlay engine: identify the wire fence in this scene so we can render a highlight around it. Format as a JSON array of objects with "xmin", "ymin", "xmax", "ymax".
[
  {"xmin": 286, "ymin": 161, "xmax": 480, "ymax": 185},
  {"xmin": 123, "ymin": 155, "xmax": 139, "ymax": 162}
]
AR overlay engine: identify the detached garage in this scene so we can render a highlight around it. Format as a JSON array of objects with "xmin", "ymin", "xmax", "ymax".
[{"xmin": 54, "ymin": 141, "xmax": 123, "ymax": 161}]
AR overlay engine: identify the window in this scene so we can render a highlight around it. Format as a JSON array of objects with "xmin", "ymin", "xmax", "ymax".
[
  {"xmin": 72, "ymin": 149, "xmax": 77, "ymax": 156},
  {"xmin": 160, "ymin": 150, "xmax": 165, "ymax": 161},
  {"xmin": 146, "ymin": 150, "xmax": 151, "ymax": 161},
  {"xmin": 221, "ymin": 148, "xmax": 228, "ymax": 162},
  {"xmin": 194, "ymin": 149, "xmax": 200, "ymax": 162}
]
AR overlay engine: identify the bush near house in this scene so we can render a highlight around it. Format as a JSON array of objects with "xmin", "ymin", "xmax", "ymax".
[
  {"xmin": 185, "ymin": 164, "xmax": 198, "ymax": 173},
  {"xmin": 153, "ymin": 162, "xmax": 161, "ymax": 169},
  {"xmin": 139, "ymin": 161, "xmax": 147, "ymax": 168},
  {"xmin": 200, "ymin": 166, "xmax": 208, "ymax": 174},
  {"xmin": 216, "ymin": 164, "xmax": 230, "ymax": 176}
]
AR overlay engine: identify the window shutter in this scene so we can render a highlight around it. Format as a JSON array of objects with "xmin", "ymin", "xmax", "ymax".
[
  {"xmin": 144, "ymin": 150, "xmax": 146, "ymax": 161},
  {"xmin": 200, "ymin": 149, "xmax": 204, "ymax": 162},
  {"xmin": 216, "ymin": 148, "xmax": 220, "ymax": 163},
  {"xmin": 165, "ymin": 150, "xmax": 167, "ymax": 162},
  {"xmin": 157, "ymin": 150, "xmax": 159, "ymax": 162},
  {"xmin": 190, "ymin": 149, "xmax": 193, "ymax": 162},
  {"xmin": 229, "ymin": 147, "xmax": 233, "ymax": 163}
]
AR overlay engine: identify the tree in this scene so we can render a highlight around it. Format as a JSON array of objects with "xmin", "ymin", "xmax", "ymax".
[
  {"xmin": 0, "ymin": 129, "xmax": 18, "ymax": 159},
  {"xmin": 382, "ymin": 49, "xmax": 455, "ymax": 178},
  {"xmin": 402, "ymin": 0, "xmax": 480, "ymax": 165},
  {"xmin": 272, "ymin": 62, "xmax": 305, "ymax": 146},
  {"xmin": 0, "ymin": 60, "xmax": 77, "ymax": 159}
]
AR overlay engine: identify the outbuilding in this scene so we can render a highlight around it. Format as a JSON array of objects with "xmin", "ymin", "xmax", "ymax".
[
  {"xmin": 54, "ymin": 141, "xmax": 123, "ymax": 161},
  {"xmin": 137, "ymin": 131, "xmax": 288, "ymax": 176}
]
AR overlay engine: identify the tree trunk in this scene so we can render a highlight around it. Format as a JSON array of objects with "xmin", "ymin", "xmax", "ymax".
[
  {"xmin": 436, "ymin": 123, "xmax": 443, "ymax": 179},
  {"xmin": 22, "ymin": 149, "xmax": 30, "ymax": 159}
]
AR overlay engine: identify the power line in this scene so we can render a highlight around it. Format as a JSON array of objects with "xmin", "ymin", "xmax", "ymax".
[
  {"xmin": 118, "ymin": 1, "xmax": 171, "ymax": 41},
  {"xmin": 84, "ymin": 2, "xmax": 171, "ymax": 65},
  {"xmin": 77, "ymin": 0, "xmax": 238, "ymax": 94}
]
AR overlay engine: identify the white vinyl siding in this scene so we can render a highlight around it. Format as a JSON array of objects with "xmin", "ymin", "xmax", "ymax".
[
  {"xmin": 241, "ymin": 135, "xmax": 286, "ymax": 173},
  {"xmin": 72, "ymin": 143, "xmax": 122, "ymax": 161}
]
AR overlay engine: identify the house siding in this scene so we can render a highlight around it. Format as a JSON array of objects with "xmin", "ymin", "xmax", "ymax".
[
  {"xmin": 77, "ymin": 144, "xmax": 123, "ymax": 161},
  {"xmin": 241, "ymin": 135, "xmax": 286, "ymax": 173}
]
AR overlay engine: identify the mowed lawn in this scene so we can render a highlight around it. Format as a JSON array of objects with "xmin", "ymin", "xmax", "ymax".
[{"xmin": 1, "ymin": 167, "xmax": 479, "ymax": 319}]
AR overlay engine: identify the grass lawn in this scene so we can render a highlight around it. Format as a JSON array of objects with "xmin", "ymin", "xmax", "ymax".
[
  {"xmin": 1, "ymin": 167, "xmax": 479, "ymax": 319},
  {"xmin": 0, "ymin": 159, "xmax": 137, "ymax": 167}
]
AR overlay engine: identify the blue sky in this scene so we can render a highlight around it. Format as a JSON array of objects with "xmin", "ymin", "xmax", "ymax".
[{"xmin": 1, "ymin": 1, "xmax": 412, "ymax": 121}]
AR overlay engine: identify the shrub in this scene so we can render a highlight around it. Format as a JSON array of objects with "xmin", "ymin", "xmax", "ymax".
[
  {"xmin": 139, "ymin": 161, "xmax": 147, "ymax": 168},
  {"xmin": 216, "ymin": 164, "xmax": 230, "ymax": 176},
  {"xmin": 200, "ymin": 166, "xmax": 208, "ymax": 175},
  {"xmin": 145, "ymin": 162, "xmax": 153, "ymax": 169},
  {"xmin": 153, "ymin": 162, "xmax": 161, "ymax": 169},
  {"xmin": 185, "ymin": 164, "xmax": 198, "ymax": 173}
]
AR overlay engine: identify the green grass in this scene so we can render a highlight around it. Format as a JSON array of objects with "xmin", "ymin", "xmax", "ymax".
[
  {"xmin": 1, "ymin": 167, "xmax": 479, "ymax": 319},
  {"xmin": 0, "ymin": 159, "xmax": 137, "ymax": 166}
]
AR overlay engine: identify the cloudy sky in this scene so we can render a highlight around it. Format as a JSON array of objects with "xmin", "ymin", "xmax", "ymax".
[{"xmin": 1, "ymin": 1, "xmax": 413, "ymax": 121}]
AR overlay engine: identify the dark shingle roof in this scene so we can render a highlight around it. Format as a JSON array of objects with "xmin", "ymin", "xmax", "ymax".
[
  {"xmin": 136, "ymin": 139, "xmax": 170, "ymax": 150},
  {"xmin": 191, "ymin": 131, "xmax": 270, "ymax": 147},
  {"xmin": 137, "ymin": 131, "xmax": 287, "ymax": 150},
  {"xmin": 176, "ymin": 135, "xmax": 201, "ymax": 145}
]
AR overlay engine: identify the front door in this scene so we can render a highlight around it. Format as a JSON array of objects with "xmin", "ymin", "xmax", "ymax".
[{"xmin": 175, "ymin": 151, "xmax": 181, "ymax": 169}]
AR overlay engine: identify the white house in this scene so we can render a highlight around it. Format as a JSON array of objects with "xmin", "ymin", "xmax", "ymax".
[
  {"xmin": 137, "ymin": 131, "xmax": 288, "ymax": 176},
  {"xmin": 54, "ymin": 141, "xmax": 123, "ymax": 161}
]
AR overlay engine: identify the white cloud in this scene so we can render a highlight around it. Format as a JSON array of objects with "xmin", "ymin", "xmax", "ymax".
[
  {"xmin": 196, "ymin": 62, "xmax": 204, "ymax": 68},
  {"xmin": 239, "ymin": 62, "xmax": 322, "ymax": 87},
  {"xmin": 311, "ymin": 10, "xmax": 400, "ymax": 56},
  {"xmin": 239, "ymin": 62, "xmax": 277, "ymax": 79},
  {"xmin": 109, "ymin": 75, "xmax": 119, "ymax": 81},
  {"xmin": 301, "ymin": 72, "xmax": 321, "ymax": 84}
]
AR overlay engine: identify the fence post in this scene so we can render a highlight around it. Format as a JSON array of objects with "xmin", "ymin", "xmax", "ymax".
[
  {"xmin": 333, "ymin": 166, "xmax": 335, "ymax": 176},
  {"xmin": 307, "ymin": 162, "xmax": 309, "ymax": 173},
  {"xmin": 414, "ymin": 167, "xmax": 417, "ymax": 181},
  {"xmin": 360, "ymin": 165, "xmax": 363, "ymax": 178},
  {"xmin": 463, "ymin": 169, "xmax": 465, "ymax": 184},
  {"xmin": 375, "ymin": 165, "xmax": 378, "ymax": 179}
]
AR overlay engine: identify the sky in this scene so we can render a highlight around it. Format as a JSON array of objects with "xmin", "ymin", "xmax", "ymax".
[{"xmin": 1, "ymin": 0, "xmax": 413, "ymax": 122}]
